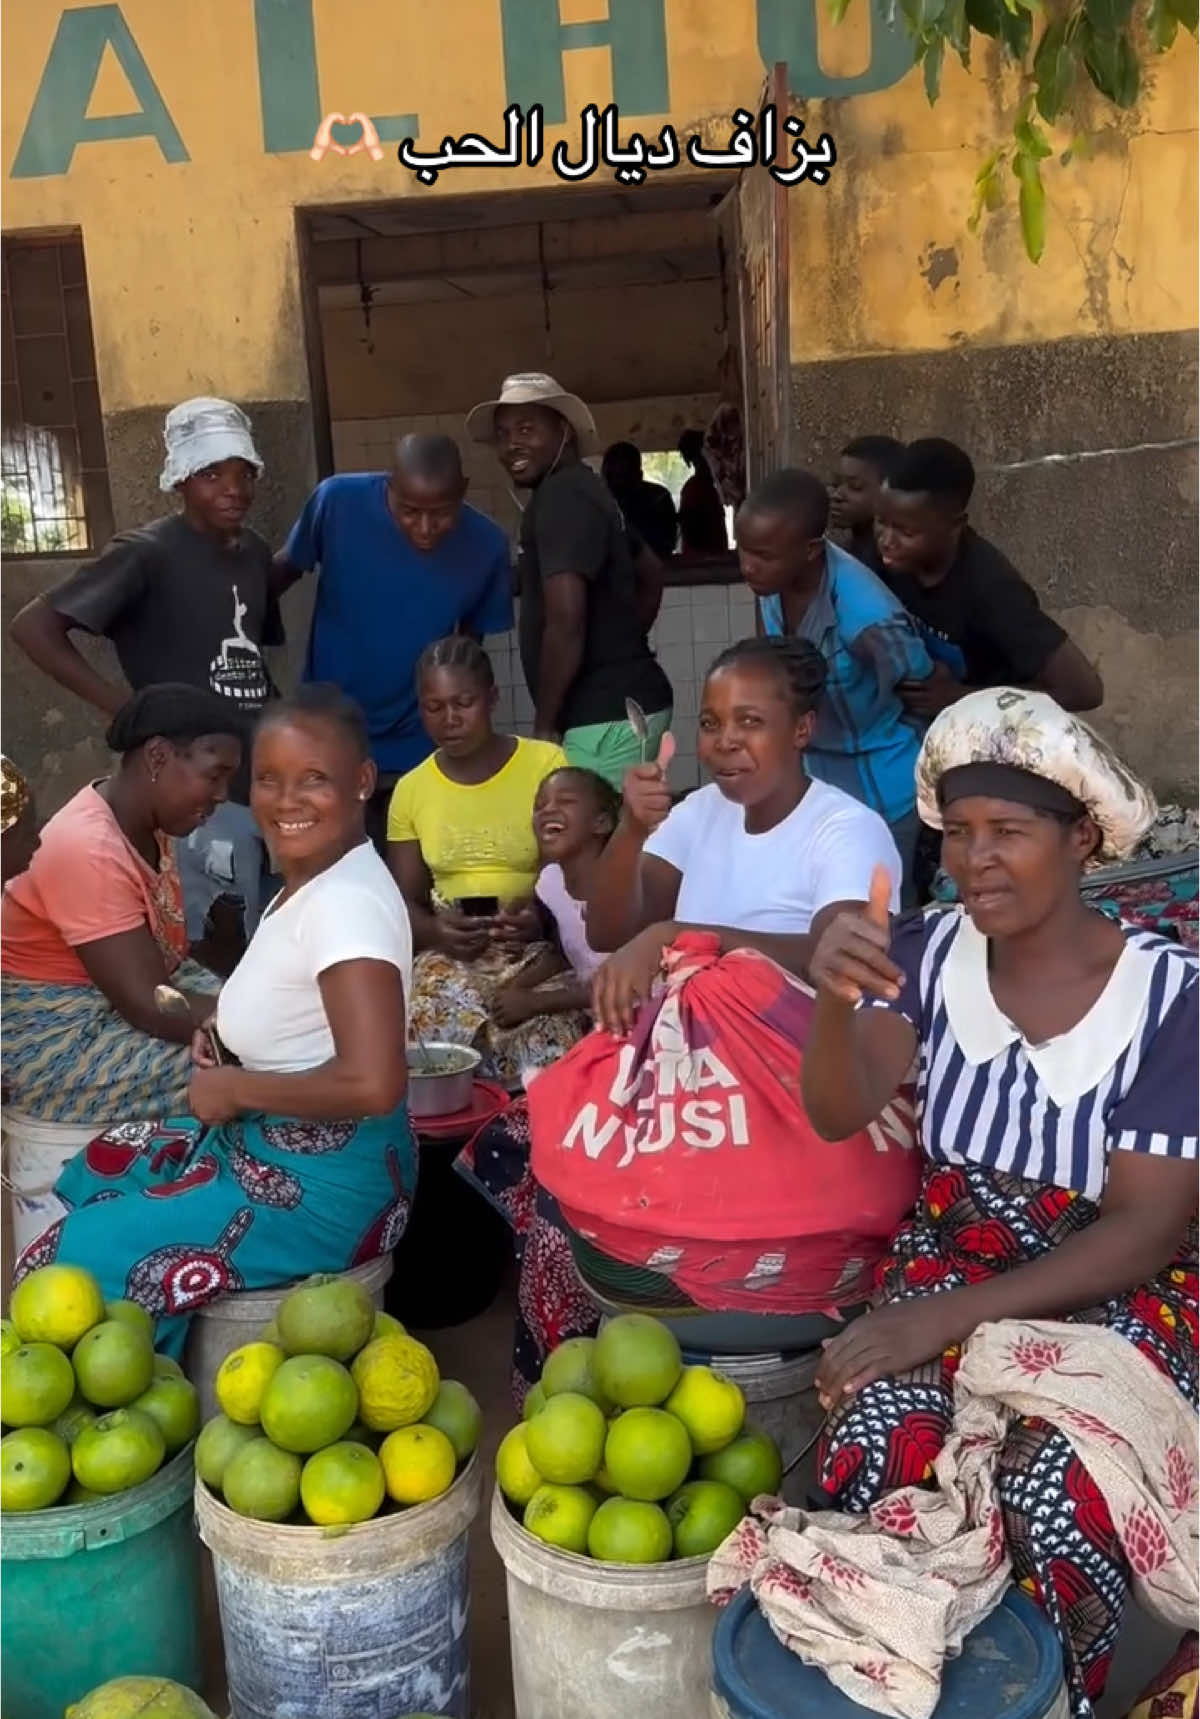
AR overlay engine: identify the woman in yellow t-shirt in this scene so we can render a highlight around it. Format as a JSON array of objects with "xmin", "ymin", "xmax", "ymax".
[{"xmin": 386, "ymin": 636, "xmax": 589, "ymax": 1086}]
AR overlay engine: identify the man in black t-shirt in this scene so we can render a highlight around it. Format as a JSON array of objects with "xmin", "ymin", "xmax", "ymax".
[
  {"xmin": 10, "ymin": 397, "xmax": 280, "ymax": 939},
  {"xmin": 467, "ymin": 373, "xmax": 673, "ymax": 788},
  {"xmin": 871, "ymin": 437, "xmax": 1103, "ymax": 717}
]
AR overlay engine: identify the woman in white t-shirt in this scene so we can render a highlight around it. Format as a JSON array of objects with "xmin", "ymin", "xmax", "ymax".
[
  {"xmin": 21, "ymin": 687, "xmax": 417, "ymax": 1359},
  {"xmin": 585, "ymin": 634, "xmax": 902, "ymax": 1032}
]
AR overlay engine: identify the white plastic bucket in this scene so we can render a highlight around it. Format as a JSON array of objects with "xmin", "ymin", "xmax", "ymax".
[
  {"xmin": 184, "ymin": 1254, "xmax": 394, "ymax": 1422},
  {"xmin": 2, "ymin": 1110, "xmax": 110, "ymax": 1260},
  {"xmin": 491, "ymin": 1484, "xmax": 717, "ymax": 1719},
  {"xmin": 197, "ymin": 1454, "xmax": 481, "ymax": 1718}
]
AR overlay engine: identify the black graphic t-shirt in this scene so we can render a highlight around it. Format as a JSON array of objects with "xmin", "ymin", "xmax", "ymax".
[{"xmin": 49, "ymin": 513, "xmax": 282, "ymax": 799}]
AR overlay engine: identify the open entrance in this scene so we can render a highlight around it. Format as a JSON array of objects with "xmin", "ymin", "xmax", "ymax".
[{"xmin": 295, "ymin": 149, "xmax": 789, "ymax": 787}]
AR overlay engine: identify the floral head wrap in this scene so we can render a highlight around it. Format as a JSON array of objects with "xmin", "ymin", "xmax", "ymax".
[{"xmin": 916, "ymin": 688, "xmax": 1157, "ymax": 865}]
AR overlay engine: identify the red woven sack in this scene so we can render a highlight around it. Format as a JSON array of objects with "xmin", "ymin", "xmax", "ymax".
[{"xmin": 529, "ymin": 932, "xmax": 921, "ymax": 1313}]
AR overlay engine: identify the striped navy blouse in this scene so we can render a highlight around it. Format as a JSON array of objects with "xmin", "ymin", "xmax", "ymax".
[{"xmin": 868, "ymin": 908, "xmax": 1199, "ymax": 1203}]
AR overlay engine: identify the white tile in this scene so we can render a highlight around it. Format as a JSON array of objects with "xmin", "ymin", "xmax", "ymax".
[
  {"xmin": 661, "ymin": 588, "xmax": 689, "ymax": 609},
  {"xmin": 657, "ymin": 644, "xmax": 695, "ymax": 686},
  {"xmin": 692, "ymin": 609, "xmax": 736, "ymax": 645},
  {"xmin": 672, "ymin": 679, "xmax": 698, "ymax": 717},
  {"xmin": 513, "ymin": 686, "xmax": 534, "ymax": 722},
  {"xmin": 728, "ymin": 586, "xmax": 756, "ymax": 623},
  {"xmin": 649, "ymin": 611, "xmax": 697, "ymax": 649}
]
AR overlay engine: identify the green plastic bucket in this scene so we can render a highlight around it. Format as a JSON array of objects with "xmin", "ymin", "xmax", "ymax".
[{"xmin": 1, "ymin": 1443, "xmax": 202, "ymax": 1719}]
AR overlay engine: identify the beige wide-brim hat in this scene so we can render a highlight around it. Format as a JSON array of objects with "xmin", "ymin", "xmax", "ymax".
[{"xmin": 466, "ymin": 372, "xmax": 599, "ymax": 457}]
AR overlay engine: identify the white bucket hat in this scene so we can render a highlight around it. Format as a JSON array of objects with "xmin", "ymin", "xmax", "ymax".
[
  {"xmin": 159, "ymin": 397, "xmax": 264, "ymax": 491},
  {"xmin": 466, "ymin": 373, "xmax": 599, "ymax": 456}
]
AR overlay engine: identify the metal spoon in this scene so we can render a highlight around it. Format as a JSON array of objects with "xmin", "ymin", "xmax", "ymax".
[
  {"xmin": 625, "ymin": 697, "xmax": 650, "ymax": 764},
  {"xmin": 155, "ymin": 984, "xmax": 223, "ymax": 1064}
]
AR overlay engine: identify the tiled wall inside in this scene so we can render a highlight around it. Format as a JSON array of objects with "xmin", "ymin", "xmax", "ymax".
[{"xmin": 331, "ymin": 406, "xmax": 758, "ymax": 790}]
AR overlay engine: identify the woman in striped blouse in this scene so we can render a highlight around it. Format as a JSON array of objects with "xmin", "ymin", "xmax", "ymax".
[{"xmin": 802, "ymin": 688, "xmax": 1197, "ymax": 1719}]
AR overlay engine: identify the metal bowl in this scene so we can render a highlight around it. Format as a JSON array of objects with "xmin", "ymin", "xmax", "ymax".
[{"xmin": 405, "ymin": 1042, "xmax": 481, "ymax": 1118}]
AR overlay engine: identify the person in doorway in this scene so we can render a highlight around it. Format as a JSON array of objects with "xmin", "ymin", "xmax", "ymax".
[
  {"xmin": 9, "ymin": 398, "xmax": 279, "ymax": 944},
  {"xmin": 1, "ymin": 757, "xmax": 39, "ymax": 887},
  {"xmin": 1, "ymin": 685, "xmax": 242, "ymax": 1124},
  {"xmin": 14, "ymin": 685, "xmax": 417, "ymax": 1361},
  {"xmin": 386, "ymin": 636, "xmax": 587, "ymax": 1087},
  {"xmin": 703, "ymin": 345, "xmax": 747, "ymax": 513},
  {"xmin": 802, "ymin": 687, "xmax": 1195, "ymax": 1719},
  {"xmin": 467, "ymin": 373, "xmax": 673, "ymax": 789},
  {"xmin": 828, "ymin": 434, "xmax": 903, "ymax": 566},
  {"xmin": 274, "ymin": 433, "xmax": 513, "ymax": 847},
  {"xmin": 737, "ymin": 468, "xmax": 934, "ymax": 900},
  {"xmin": 874, "ymin": 437, "xmax": 1104, "ymax": 717},
  {"xmin": 601, "ymin": 441, "xmax": 678, "ymax": 560},
  {"xmin": 677, "ymin": 428, "xmax": 729, "ymax": 555}
]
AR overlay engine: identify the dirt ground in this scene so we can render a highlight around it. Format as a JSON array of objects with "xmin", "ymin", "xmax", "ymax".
[{"xmin": 201, "ymin": 1263, "xmax": 1177, "ymax": 1719}]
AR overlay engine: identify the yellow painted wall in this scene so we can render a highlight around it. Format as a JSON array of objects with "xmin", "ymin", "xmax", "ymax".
[{"xmin": 3, "ymin": 0, "xmax": 1196, "ymax": 413}]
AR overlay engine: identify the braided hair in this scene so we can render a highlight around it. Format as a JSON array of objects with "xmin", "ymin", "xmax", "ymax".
[
  {"xmin": 415, "ymin": 634, "xmax": 495, "ymax": 692},
  {"xmin": 705, "ymin": 635, "xmax": 827, "ymax": 717}
]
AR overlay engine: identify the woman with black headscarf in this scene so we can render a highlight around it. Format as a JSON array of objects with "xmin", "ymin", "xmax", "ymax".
[{"xmin": 2, "ymin": 684, "xmax": 241, "ymax": 1122}]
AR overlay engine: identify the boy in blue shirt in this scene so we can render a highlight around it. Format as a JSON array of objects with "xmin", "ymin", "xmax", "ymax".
[
  {"xmin": 276, "ymin": 435, "xmax": 513, "ymax": 844},
  {"xmin": 737, "ymin": 467, "xmax": 933, "ymax": 903}
]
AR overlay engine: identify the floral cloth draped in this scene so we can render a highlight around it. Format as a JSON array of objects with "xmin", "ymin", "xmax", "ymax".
[{"xmin": 708, "ymin": 1318, "xmax": 1199, "ymax": 1719}]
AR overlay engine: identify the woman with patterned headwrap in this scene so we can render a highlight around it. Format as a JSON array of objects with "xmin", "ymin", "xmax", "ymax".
[
  {"xmin": 801, "ymin": 688, "xmax": 1198, "ymax": 1719},
  {"xmin": 1, "ymin": 756, "xmax": 38, "ymax": 886}
]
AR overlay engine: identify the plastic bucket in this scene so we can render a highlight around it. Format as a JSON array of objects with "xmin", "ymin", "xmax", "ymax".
[
  {"xmin": 491, "ymin": 1484, "xmax": 716, "ymax": 1719},
  {"xmin": 0, "ymin": 1444, "xmax": 202, "ymax": 1719},
  {"xmin": 681, "ymin": 1346, "xmax": 823, "ymax": 1502},
  {"xmin": 197, "ymin": 1453, "xmax": 481, "ymax": 1719},
  {"xmin": 710, "ymin": 1585, "xmax": 1069, "ymax": 1717},
  {"xmin": 2, "ymin": 1110, "xmax": 111, "ymax": 1258},
  {"xmin": 184, "ymin": 1253, "xmax": 393, "ymax": 1422}
]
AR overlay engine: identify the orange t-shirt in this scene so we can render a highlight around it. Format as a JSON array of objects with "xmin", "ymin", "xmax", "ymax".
[{"xmin": 1, "ymin": 785, "xmax": 187, "ymax": 985}]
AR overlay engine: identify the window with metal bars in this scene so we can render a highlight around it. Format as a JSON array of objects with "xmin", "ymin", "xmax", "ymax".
[{"xmin": 2, "ymin": 233, "xmax": 114, "ymax": 557}]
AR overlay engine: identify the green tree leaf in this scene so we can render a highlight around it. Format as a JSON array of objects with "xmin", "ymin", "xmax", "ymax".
[
  {"xmin": 1084, "ymin": 0, "xmax": 1135, "ymax": 32},
  {"xmin": 923, "ymin": 33, "xmax": 947, "ymax": 98},
  {"xmin": 828, "ymin": 0, "xmax": 854, "ymax": 24},
  {"xmin": 1148, "ymin": 0, "xmax": 1180, "ymax": 48},
  {"xmin": 1033, "ymin": 15, "xmax": 1080, "ymax": 118},
  {"xmin": 1014, "ymin": 150, "xmax": 1047, "ymax": 261},
  {"xmin": 1083, "ymin": 24, "xmax": 1141, "ymax": 100},
  {"xmin": 1168, "ymin": 0, "xmax": 1198, "ymax": 32},
  {"xmin": 968, "ymin": 146, "xmax": 1007, "ymax": 230}
]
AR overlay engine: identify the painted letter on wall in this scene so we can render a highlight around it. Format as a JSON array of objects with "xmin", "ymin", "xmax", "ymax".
[
  {"xmin": 501, "ymin": 0, "xmax": 670, "ymax": 124},
  {"xmin": 253, "ymin": 0, "xmax": 416, "ymax": 154},
  {"xmin": 11, "ymin": 5, "xmax": 188, "ymax": 179},
  {"xmin": 756, "ymin": 0, "xmax": 914, "ymax": 96}
]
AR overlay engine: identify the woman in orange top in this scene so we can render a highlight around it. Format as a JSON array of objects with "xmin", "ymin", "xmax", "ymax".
[{"xmin": 2, "ymin": 684, "xmax": 243, "ymax": 1122}]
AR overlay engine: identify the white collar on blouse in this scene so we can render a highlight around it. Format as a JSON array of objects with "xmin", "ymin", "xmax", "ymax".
[{"xmin": 941, "ymin": 911, "xmax": 1153, "ymax": 1107}]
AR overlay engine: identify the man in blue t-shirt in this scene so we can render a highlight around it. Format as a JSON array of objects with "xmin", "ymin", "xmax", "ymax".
[{"xmin": 275, "ymin": 434, "xmax": 513, "ymax": 844}]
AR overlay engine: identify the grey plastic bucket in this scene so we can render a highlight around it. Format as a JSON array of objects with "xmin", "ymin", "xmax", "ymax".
[
  {"xmin": 491, "ymin": 1484, "xmax": 716, "ymax": 1719},
  {"xmin": 183, "ymin": 1254, "xmax": 393, "ymax": 1422},
  {"xmin": 196, "ymin": 1452, "xmax": 481, "ymax": 1719}
]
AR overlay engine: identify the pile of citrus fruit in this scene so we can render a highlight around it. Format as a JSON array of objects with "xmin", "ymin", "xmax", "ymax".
[
  {"xmin": 496, "ymin": 1314, "xmax": 782, "ymax": 1564},
  {"xmin": 1, "ymin": 1264, "xmax": 199, "ymax": 1513},
  {"xmin": 197, "ymin": 1274, "xmax": 479, "ymax": 1526}
]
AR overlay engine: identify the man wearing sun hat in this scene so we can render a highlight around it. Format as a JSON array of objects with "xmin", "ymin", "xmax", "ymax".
[
  {"xmin": 10, "ymin": 396, "xmax": 280, "ymax": 941},
  {"xmin": 467, "ymin": 373, "xmax": 673, "ymax": 787}
]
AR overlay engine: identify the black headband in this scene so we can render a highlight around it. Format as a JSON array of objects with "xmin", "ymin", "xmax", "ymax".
[{"xmin": 936, "ymin": 763, "xmax": 1087, "ymax": 821}]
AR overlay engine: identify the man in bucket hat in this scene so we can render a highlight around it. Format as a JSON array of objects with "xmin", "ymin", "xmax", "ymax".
[
  {"xmin": 467, "ymin": 373, "xmax": 672, "ymax": 787},
  {"xmin": 11, "ymin": 396, "xmax": 280, "ymax": 945}
]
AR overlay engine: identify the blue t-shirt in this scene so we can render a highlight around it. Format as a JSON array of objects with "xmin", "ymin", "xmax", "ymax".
[
  {"xmin": 759, "ymin": 541, "xmax": 932, "ymax": 827},
  {"xmin": 284, "ymin": 475, "xmax": 513, "ymax": 774}
]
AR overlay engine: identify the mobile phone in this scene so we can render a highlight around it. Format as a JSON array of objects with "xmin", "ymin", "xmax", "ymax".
[{"xmin": 458, "ymin": 896, "xmax": 499, "ymax": 918}]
